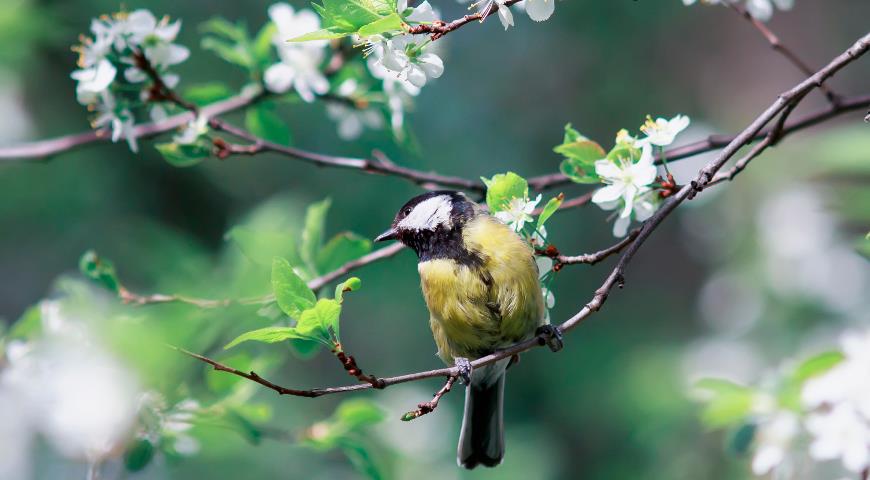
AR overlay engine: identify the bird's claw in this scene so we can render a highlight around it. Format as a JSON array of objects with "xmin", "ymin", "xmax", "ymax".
[
  {"xmin": 454, "ymin": 357, "xmax": 472, "ymax": 385},
  {"xmin": 536, "ymin": 324, "xmax": 564, "ymax": 353}
]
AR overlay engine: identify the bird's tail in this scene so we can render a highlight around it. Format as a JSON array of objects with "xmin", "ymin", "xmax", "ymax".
[{"xmin": 457, "ymin": 371, "xmax": 505, "ymax": 469}]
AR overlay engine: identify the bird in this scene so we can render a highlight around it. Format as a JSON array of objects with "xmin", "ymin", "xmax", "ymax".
[{"xmin": 375, "ymin": 190, "xmax": 561, "ymax": 468}]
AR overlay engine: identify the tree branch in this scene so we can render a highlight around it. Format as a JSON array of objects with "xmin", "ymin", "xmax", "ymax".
[
  {"xmin": 725, "ymin": 1, "xmax": 840, "ymax": 106},
  {"xmin": 407, "ymin": 0, "xmax": 523, "ymax": 41},
  {"xmin": 525, "ymin": 92, "xmax": 870, "ymax": 191},
  {"xmin": 182, "ymin": 31, "xmax": 870, "ymax": 401}
]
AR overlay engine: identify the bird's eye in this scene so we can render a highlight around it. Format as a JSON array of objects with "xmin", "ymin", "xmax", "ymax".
[{"xmin": 404, "ymin": 207, "xmax": 412, "ymax": 216}]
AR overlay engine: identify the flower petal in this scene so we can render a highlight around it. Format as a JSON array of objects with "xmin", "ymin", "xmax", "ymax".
[{"xmin": 592, "ymin": 184, "xmax": 624, "ymax": 204}]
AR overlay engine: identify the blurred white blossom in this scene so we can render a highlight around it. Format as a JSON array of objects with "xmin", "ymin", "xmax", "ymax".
[
  {"xmin": 174, "ymin": 114, "xmax": 210, "ymax": 145},
  {"xmin": 681, "ymin": 0, "xmax": 794, "ymax": 21},
  {"xmin": 752, "ymin": 411, "xmax": 799, "ymax": 475},
  {"xmin": 264, "ymin": 3, "xmax": 329, "ymax": 102}
]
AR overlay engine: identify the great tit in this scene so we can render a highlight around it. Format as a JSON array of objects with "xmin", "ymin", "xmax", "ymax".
[{"xmin": 375, "ymin": 190, "xmax": 550, "ymax": 469}]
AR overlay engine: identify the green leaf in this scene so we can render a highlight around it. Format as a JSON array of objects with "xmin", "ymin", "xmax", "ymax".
[
  {"xmin": 728, "ymin": 423, "xmax": 757, "ymax": 455},
  {"xmin": 289, "ymin": 338, "xmax": 322, "ymax": 358},
  {"xmin": 226, "ymin": 227, "xmax": 298, "ymax": 267},
  {"xmin": 224, "ymin": 326, "xmax": 309, "ymax": 350},
  {"xmin": 536, "ymin": 195, "xmax": 564, "ymax": 229},
  {"xmin": 561, "ymin": 123, "xmax": 585, "ymax": 143},
  {"xmin": 223, "ymin": 409, "xmax": 263, "ymax": 445},
  {"xmin": 8, "ymin": 304, "xmax": 42, "ymax": 341},
  {"xmin": 316, "ymin": 232, "xmax": 372, "ymax": 274},
  {"xmin": 482, "ymin": 172, "xmax": 528, "ymax": 212},
  {"xmin": 200, "ymin": 17, "xmax": 249, "ymax": 43},
  {"xmin": 694, "ymin": 378, "xmax": 755, "ymax": 428},
  {"xmin": 554, "ymin": 128, "xmax": 605, "ymax": 184},
  {"xmin": 252, "ymin": 23, "xmax": 277, "ymax": 68},
  {"xmin": 792, "ymin": 351, "xmax": 845, "ymax": 382},
  {"xmin": 287, "ymin": 26, "xmax": 349, "ymax": 43},
  {"xmin": 271, "ymin": 257, "xmax": 316, "ymax": 319},
  {"xmin": 201, "ymin": 37, "xmax": 253, "ymax": 69},
  {"xmin": 184, "ymin": 82, "xmax": 234, "ymax": 106},
  {"xmin": 79, "ymin": 250, "xmax": 120, "ymax": 293},
  {"xmin": 334, "ymin": 277, "xmax": 362, "ymax": 303},
  {"xmin": 335, "ymin": 398, "xmax": 386, "ymax": 430},
  {"xmin": 356, "ymin": 13, "xmax": 403, "ymax": 37},
  {"xmin": 295, "ymin": 298, "xmax": 342, "ymax": 345},
  {"xmin": 155, "ymin": 142, "xmax": 211, "ymax": 168},
  {"xmin": 301, "ymin": 198, "xmax": 332, "ymax": 273},
  {"xmin": 245, "ymin": 102, "xmax": 291, "ymax": 146},
  {"xmin": 124, "ymin": 438, "xmax": 155, "ymax": 472}
]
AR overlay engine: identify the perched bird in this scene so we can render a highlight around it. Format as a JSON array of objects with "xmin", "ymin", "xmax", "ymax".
[{"xmin": 375, "ymin": 190, "xmax": 560, "ymax": 468}]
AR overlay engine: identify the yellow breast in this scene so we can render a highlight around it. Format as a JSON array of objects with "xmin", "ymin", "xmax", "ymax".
[{"xmin": 418, "ymin": 216, "xmax": 545, "ymax": 364}]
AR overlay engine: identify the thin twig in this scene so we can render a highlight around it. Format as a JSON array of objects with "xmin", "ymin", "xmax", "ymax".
[
  {"xmin": 725, "ymin": 1, "xmax": 840, "ymax": 106},
  {"xmin": 554, "ymin": 229, "xmax": 640, "ymax": 267},
  {"xmin": 401, "ymin": 376, "xmax": 457, "ymax": 421},
  {"xmin": 407, "ymin": 0, "xmax": 523, "ymax": 41},
  {"xmin": 180, "ymin": 31, "xmax": 870, "ymax": 400},
  {"xmin": 525, "ymin": 92, "xmax": 870, "ymax": 191},
  {"xmin": 210, "ymin": 119, "xmax": 485, "ymax": 192}
]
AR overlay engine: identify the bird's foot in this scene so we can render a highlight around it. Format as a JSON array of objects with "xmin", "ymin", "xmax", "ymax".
[
  {"xmin": 535, "ymin": 324, "xmax": 564, "ymax": 353},
  {"xmin": 454, "ymin": 357, "xmax": 473, "ymax": 385}
]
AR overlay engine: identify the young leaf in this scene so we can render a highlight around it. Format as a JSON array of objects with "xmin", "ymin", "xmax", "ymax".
[
  {"xmin": 245, "ymin": 102, "xmax": 291, "ymax": 146},
  {"xmin": 554, "ymin": 128, "xmax": 605, "ymax": 184},
  {"xmin": 271, "ymin": 257, "xmax": 316, "ymax": 318},
  {"xmin": 79, "ymin": 250, "xmax": 121, "ymax": 293},
  {"xmin": 201, "ymin": 36, "xmax": 253, "ymax": 69},
  {"xmin": 226, "ymin": 227, "xmax": 298, "ymax": 267},
  {"xmin": 252, "ymin": 22, "xmax": 277, "ymax": 68},
  {"xmin": 694, "ymin": 378, "xmax": 755, "ymax": 428},
  {"xmin": 224, "ymin": 326, "xmax": 308, "ymax": 349},
  {"xmin": 482, "ymin": 172, "xmax": 528, "ymax": 212},
  {"xmin": 184, "ymin": 82, "xmax": 234, "ymax": 106},
  {"xmin": 792, "ymin": 350, "xmax": 845, "ymax": 382},
  {"xmin": 287, "ymin": 27, "xmax": 349, "ymax": 43},
  {"xmin": 155, "ymin": 142, "xmax": 211, "ymax": 168},
  {"xmin": 8, "ymin": 304, "xmax": 42, "ymax": 341},
  {"xmin": 295, "ymin": 299, "xmax": 342, "ymax": 345},
  {"xmin": 316, "ymin": 233, "xmax": 372, "ymax": 274},
  {"xmin": 301, "ymin": 198, "xmax": 332, "ymax": 273},
  {"xmin": 334, "ymin": 277, "xmax": 362, "ymax": 303},
  {"xmin": 356, "ymin": 13, "xmax": 403, "ymax": 37},
  {"xmin": 536, "ymin": 195, "xmax": 564, "ymax": 229},
  {"xmin": 562, "ymin": 123, "xmax": 585, "ymax": 143},
  {"xmin": 124, "ymin": 438, "xmax": 155, "ymax": 472},
  {"xmin": 335, "ymin": 398, "xmax": 386, "ymax": 430}
]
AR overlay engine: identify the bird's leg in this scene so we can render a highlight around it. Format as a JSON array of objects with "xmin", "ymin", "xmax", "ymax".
[
  {"xmin": 454, "ymin": 357, "xmax": 473, "ymax": 385},
  {"xmin": 535, "ymin": 324, "xmax": 564, "ymax": 353}
]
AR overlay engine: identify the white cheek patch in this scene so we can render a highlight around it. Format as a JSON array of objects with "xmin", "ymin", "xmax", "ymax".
[{"xmin": 398, "ymin": 195, "xmax": 453, "ymax": 231}]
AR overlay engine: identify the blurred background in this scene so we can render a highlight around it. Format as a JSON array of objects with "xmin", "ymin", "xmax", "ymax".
[{"xmin": 0, "ymin": 0, "xmax": 869, "ymax": 479}]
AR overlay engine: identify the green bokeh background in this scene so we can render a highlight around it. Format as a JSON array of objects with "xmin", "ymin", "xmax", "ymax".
[{"xmin": 1, "ymin": 0, "xmax": 869, "ymax": 479}]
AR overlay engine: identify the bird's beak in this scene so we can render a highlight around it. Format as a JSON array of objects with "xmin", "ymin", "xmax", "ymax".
[{"xmin": 374, "ymin": 228, "xmax": 398, "ymax": 243}]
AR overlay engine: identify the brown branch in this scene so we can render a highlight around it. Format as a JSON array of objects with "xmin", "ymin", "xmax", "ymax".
[
  {"xmin": 333, "ymin": 344, "xmax": 386, "ymax": 389},
  {"xmin": 554, "ymin": 229, "xmax": 640, "ymax": 267},
  {"xmin": 725, "ymin": 1, "xmax": 840, "ymax": 106},
  {"xmin": 401, "ymin": 376, "xmax": 457, "ymax": 421},
  {"xmin": 210, "ymin": 119, "xmax": 485, "ymax": 192},
  {"xmin": 406, "ymin": 0, "xmax": 523, "ymax": 41},
  {"xmin": 525, "ymin": 92, "xmax": 870, "ymax": 191},
  {"xmin": 180, "ymin": 31, "xmax": 870, "ymax": 401}
]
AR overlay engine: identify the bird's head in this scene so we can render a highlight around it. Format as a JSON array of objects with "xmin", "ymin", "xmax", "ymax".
[{"xmin": 375, "ymin": 191, "xmax": 478, "ymax": 258}]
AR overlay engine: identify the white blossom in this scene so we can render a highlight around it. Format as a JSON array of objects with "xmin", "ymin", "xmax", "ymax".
[
  {"xmin": 399, "ymin": 0, "xmax": 439, "ymax": 24},
  {"xmin": 368, "ymin": 35, "xmax": 444, "ymax": 89},
  {"xmin": 263, "ymin": 3, "xmax": 329, "ymax": 101},
  {"xmin": 806, "ymin": 404, "xmax": 870, "ymax": 473},
  {"xmin": 71, "ymin": 59, "xmax": 117, "ymax": 104},
  {"xmin": 326, "ymin": 102, "xmax": 383, "ymax": 140},
  {"xmin": 681, "ymin": 0, "xmax": 793, "ymax": 21},
  {"xmin": 636, "ymin": 114, "xmax": 690, "ymax": 148},
  {"xmin": 751, "ymin": 411, "xmax": 799, "ymax": 475},
  {"xmin": 525, "ymin": 0, "xmax": 556, "ymax": 22},
  {"xmin": 592, "ymin": 143, "xmax": 659, "ymax": 237},
  {"xmin": 174, "ymin": 114, "xmax": 210, "ymax": 145},
  {"xmin": 494, "ymin": 194, "xmax": 542, "ymax": 232}
]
